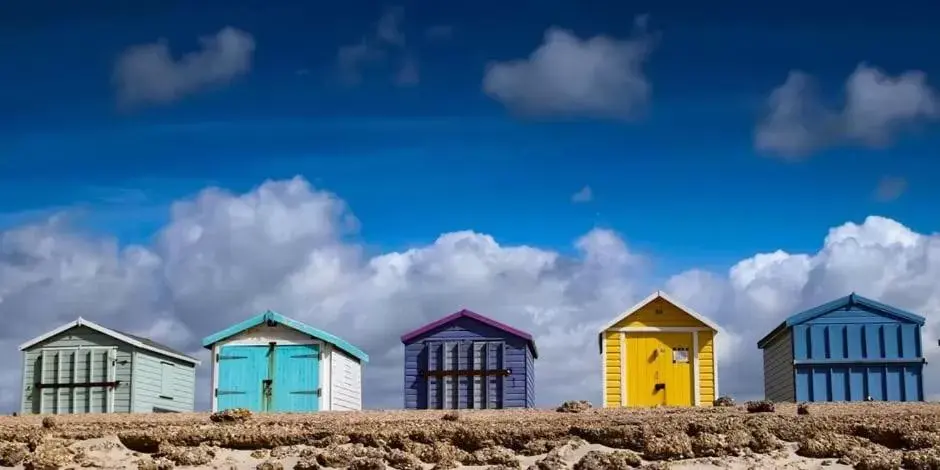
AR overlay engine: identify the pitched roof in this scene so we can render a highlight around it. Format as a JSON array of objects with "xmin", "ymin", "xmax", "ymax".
[
  {"xmin": 757, "ymin": 292, "xmax": 926, "ymax": 349},
  {"xmin": 18, "ymin": 317, "xmax": 201, "ymax": 365},
  {"xmin": 201, "ymin": 310, "xmax": 369, "ymax": 363},
  {"xmin": 598, "ymin": 290, "xmax": 721, "ymax": 334},
  {"xmin": 400, "ymin": 309, "xmax": 539, "ymax": 359}
]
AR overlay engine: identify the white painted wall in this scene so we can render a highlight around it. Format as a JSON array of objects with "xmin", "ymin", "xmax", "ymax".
[
  {"xmin": 330, "ymin": 350, "xmax": 362, "ymax": 411},
  {"xmin": 208, "ymin": 323, "xmax": 340, "ymax": 412}
]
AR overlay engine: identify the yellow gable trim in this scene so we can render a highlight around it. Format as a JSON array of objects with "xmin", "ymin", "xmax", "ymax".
[{"xmin": 599, "ymin": 290, "xmax": 720, "ymax": 333}]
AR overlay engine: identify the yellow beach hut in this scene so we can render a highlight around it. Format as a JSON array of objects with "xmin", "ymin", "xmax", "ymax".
[{"xmin": 599, "ymin": 291, "xmax": 720, "ymax": 408}]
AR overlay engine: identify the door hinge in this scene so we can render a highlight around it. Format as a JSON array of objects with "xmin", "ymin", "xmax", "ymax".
[
  {"xmin": 317, "ymin": 387, "xmax": 322, "ymax": 397},
  {"xmin": 214, "ymin": 388, "xmax": 218, "ymax": 397},
  {"xmin": 215, "ymin": 354, "xmax": 219, "ymax": 363}
]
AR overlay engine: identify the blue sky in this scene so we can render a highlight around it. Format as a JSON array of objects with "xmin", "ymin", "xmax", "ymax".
[{"xmin": 2, "ymin": 0, "xmax": 939, "ymax": 278}]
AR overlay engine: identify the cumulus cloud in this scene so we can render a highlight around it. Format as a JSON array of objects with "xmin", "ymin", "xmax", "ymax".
[
  {"xmin": 113, "ymin": 27, "xmax": 256, "ymax": 107},
  {"xmin": 756, "ymin": 64, "xmax": 939, "ymax": 160},
  {"xmin": 2, "ymin": 178, "xmax": 940, "ymax": 412},
  {"xmin": 483, "ymin": 15, "xmax": 655, "ymax": 120}
]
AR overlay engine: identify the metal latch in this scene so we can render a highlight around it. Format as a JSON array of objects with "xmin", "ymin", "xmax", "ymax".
[
  {"xmin": 654, "ymin": 383, "xmax": 666, "ymax": 392},
  {"xmin": 262, "ymin": 379, "xmax": 273, "ymax": 397}
]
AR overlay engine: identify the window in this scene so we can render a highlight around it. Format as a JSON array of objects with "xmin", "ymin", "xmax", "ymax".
[
  {"xmin": 672, "ymin": 348, "xmax": 690, "ymax": 364},
  {"xmin": 159, "ymin": 362, "xmax": 174, "ymax": 399}
]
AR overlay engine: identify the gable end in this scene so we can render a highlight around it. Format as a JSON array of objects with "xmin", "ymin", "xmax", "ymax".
[
  {"xmin": 400, "ymin": 310, "xmax": 538, "ymax": 358},
  {"xmin": 787, "ymin": 293, "xmax": 926, "ymax": 327}
]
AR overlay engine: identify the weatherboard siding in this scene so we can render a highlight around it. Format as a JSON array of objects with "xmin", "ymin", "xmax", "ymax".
[
  {"xmin": 21, "ymin": 326, "xmax": 133, "ymax": 414},
  {"xmin": 697, "ymin": 330, "xmax": 716, "ymax": 406},
  {"xmin": 525, "ymin": 346, "xmax": 535, "ymax": 407},
  {"xmin": 602, "ymin": 331, "xmax": 621, "ymax": 408},
  {"xmin": 131, "ymin": 350, "xmax": 196, "ymax": 413},
  {"xmin": 402, "ymin": 316, "xmax": 531, "ymax": 409},
  {"xmin": 762, "ymin": 329, "xmax": 795, "ymax": 402},
  {"xmin": 762, "ymin": 298, "xmax": 925, "ymax": 403},
  {"xmin": 330, "ymin": 350, "xmax": 362, "ymax": 411}
]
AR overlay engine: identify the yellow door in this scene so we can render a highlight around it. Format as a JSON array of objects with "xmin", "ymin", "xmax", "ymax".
[
  {"xmin": 625, "ymin": 333, "xmax": 694, "ymax": 407},
  {"xmin": 657, "ymin": 333, "xmax": 694, "ymax": 406},
  {"xmin": 626, "ymin": 334, "xmax": 664, "ymax": 407}
]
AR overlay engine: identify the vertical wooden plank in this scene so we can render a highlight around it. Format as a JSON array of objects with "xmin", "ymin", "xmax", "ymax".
[
  {"xmin": 425, "ymin": 342, "xmax": 433, "ymax": 410},
  {"xmin": 441, "ymin": 342, "xmax": 454, "ymax": 410},
  {"xmin": 108, "ymin": 349, "xmax": 116, "ymax": 413},
  {"xmin": 87, "ymin": 350, "xmax": 93, "ymax": 413},
  {"xmin": 437, "ymin": 343, "xmax": 445, "ymax": 409},
  {"xmin": 442, "ymin": 342, "xmax": 451, "ymax": 409},
  {"xmin": 55, "ymin": 351, "xmax": 63, "ymax": 414},
  {"xmin": 457, "ymin": 342, "xmax": 467, "ymax": 409},
  {"xmin": 70, "ymin": 351, "xmax": 77, "ymax": 414},
  {"xmin": 467, "ymin": 343, "xmax": 474, "ymax": 409},
  {"xmin": 601, "ymin": 333, "xmax": 607, "ymax": 408},
  {"xmin": 620, "ymin": 333, "xmax": 627, "ymax": 407},
  {"xmin": 692, "ymin": 331, "xmax": 700, "ymax": 406},
  {"xmin": 38, "ymin": 350, "xmax": 46, "ymax": 414},
  {"xmin": 499, "ymin": 342, "xmax": 506, "ymax": 409},
  {"xmin": 481, "ymin": 342, "xmax": 488, "ymax": 409},
  {"xmin": 104, "ymin": 349, "xmax": 112, "ymax": 413}
]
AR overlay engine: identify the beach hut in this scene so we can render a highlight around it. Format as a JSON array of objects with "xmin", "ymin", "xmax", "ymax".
[
  {"xmin": 599, "ymin": 291, "xmax": 720, "ymax": 408},
  {"xmin": 18, "ymin": 317, "xmax": 200, "ymax": 415},
  {"xmin": 757, "ymin": 293, "xmax": 925, "ymax": 402},
  {"xmin": 400, "ymin": 309, "xmax": 537, "ymax": 409},
  {"xmin": 202, "ymin": 310, "xmax": 369, "ymax": 413}
]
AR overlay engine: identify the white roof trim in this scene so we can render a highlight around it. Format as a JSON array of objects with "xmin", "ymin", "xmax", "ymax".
[
  {"xmin": 18, "ymin": 317, "xmax": 201, "ymax": 365},
  {"xmin": 599, "ymin": 290, "xmax": 721, "ymax": 334}
]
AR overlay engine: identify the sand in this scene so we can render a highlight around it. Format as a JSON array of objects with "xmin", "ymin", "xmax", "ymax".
[{"xmin": 0, "ymin": 402, "xmax": 938, "ymax": 469}]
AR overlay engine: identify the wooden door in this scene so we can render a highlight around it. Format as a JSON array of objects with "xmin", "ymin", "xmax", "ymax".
[
  {"xmin": 216, "ymin": 346, "xmax": 267, "ymax": 412},
  {"xmin": 625, "ymin": 333, "xmax": 694, "ymax": 407},
  {"xmin": 271, "ymin": 344, "xmax": 320, "ymax": 412}
]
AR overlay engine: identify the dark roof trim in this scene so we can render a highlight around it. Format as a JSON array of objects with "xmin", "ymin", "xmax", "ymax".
[
  {"xmin": 400, "ymin": 309, "xmax": 539, "ymax": 359},
  {"xmin": 757, "ymin": 293, "xmax": 926, "ymax": 349}
]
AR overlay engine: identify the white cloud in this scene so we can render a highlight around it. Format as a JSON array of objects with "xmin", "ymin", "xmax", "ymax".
[
  {"xmin": 571, "ymin": 186, "xmax": 593, "ymax": 203},
  {"xmin": 483, "ymin": 16, "xmax": 655, "ymax": 120},
  {"xmin": 113, "ymin": 27, "xmax": 256, "ymax": 107},
  {"xmin": 2, "ymin": 179, "xmax": 940, "ymax": 412},
  {"xmin": 756, "ymin": 64, "xmax": 939, "ymax": 159}
]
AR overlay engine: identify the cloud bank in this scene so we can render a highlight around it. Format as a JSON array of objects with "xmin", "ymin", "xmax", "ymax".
[{"xmin": 2, "ymin": 178, "xmax": 940, "ymax": 412}]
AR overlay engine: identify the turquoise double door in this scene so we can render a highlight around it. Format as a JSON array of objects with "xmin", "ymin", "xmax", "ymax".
[{"xmin": 216, "ymin": 344, "xmax": 320, "ymax": 412}]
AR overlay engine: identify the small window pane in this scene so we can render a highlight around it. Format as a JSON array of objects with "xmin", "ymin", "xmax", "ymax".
[{"xmin": 672, "ymin": 348, "xmax": 689, "ymax": 363}]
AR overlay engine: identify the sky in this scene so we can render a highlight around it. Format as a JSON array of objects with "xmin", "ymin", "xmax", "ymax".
[{"xmin": 1, "ymin": 0, "xmax": 939, "ymax": 412}]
